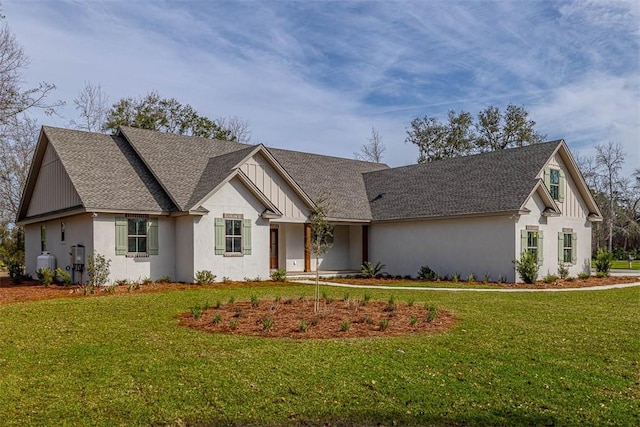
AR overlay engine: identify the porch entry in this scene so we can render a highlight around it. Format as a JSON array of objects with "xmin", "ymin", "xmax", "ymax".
[{"xmin": 269, "ymin": 228, "xmax": 279, "ymax": 269}]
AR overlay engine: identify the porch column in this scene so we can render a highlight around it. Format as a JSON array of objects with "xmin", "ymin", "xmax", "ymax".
[
  {"xmin": 304, "ymin": 223, "xmax": 311, "ymax": 272},
  {"xmin": 362, "ymin": 225, "xmax": 369, "ymax": 265}
]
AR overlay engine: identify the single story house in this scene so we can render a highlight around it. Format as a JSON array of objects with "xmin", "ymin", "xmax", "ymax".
[{"xmin": 17, "ymin": 126, "xmax": 602, "ymax": 283}]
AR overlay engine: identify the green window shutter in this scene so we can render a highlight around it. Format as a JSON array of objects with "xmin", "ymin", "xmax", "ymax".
[
  {"xmin": 537, "ymin": 231, "xmax": 544, "ymax": 264},
  {"xmin": 215, "ymin": 218, "xmax": 225, "ymax": 255},
  {"xmin": 520, "ymin": 230, "xmax": 528, "ymax": 256},
  {"xmin": 148, "ymin": 218, "xmax": 158, "ymax": 255},
  {"xmin": 558, "ymin": 170, "xmax": 566, "ymax": 202},
  {"xmin": 558, "ymin": 232, "xmax": 564, "ymax": 263},
  {"xmin": 543, "ymin": 167, "xmax": 550, "ymax": 190},
  {"xmin": 115, "ymin": 217, "xmax": 127, "ymax": 256},
  {"xmin": 571, "ymin": 233, "xmax": 578, "ymax": 264},
  {"xmin": 242, "ymin": 218, "xmax": 252, "ymax": 255}
]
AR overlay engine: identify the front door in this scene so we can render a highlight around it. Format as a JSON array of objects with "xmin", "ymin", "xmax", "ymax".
[{"xmin": 270, "ymin": 228, "xmax": 279, "ymax": 269}]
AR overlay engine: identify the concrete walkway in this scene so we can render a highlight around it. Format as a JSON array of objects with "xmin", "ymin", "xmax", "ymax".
[{"xmin": 292, "ymin": 279, "xmax": 640, "ymax": 293}]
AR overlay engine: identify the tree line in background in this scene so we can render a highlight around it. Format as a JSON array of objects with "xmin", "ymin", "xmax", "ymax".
[{"xmin": 0, "ymin": 3, "xmax": 638, "ymax": 271}]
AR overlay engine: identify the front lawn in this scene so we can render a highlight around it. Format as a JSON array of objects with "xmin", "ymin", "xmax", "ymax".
[{"xmin": 0, "ymin": 284, "xmax": 638, "ymax": 426}]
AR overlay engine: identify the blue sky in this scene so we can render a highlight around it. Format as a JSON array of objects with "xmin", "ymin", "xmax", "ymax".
[{"xmin": 4, "ymin": 0, "xmax": 639, "ymax": 175}]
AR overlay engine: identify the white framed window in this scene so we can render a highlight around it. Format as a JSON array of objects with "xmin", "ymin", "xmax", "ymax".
[
  {"xmin": 521, "ymin": 229, "xmax": 543, "ymax": 264},
  {"xmin": 115, "ymin": 216, "xmax": 158, "ymax": 257},
  {"xmin": 558, "ymin": 231, "xmax": 577, "ymax": 265},
  {"xmin": 549, "ymin": 169, "xmax": 560, "ymax": 200},
  {"xmin": 215, "ymin": 215, "xmax": 251, "ymax": 256}
]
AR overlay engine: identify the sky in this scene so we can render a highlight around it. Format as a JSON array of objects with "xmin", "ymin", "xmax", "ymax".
[{"xmin": 3, "ymin": 0, "xmax": 639, "ymax": 176}]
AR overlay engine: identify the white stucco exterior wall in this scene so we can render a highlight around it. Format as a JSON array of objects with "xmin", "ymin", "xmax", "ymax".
[
  {"xmin": 175, "ymin": 215, "xmax": 195, "ymax": 282},
  {"xmin": 370, "ymin": 215, "xmax": 517, "ymax": 281},
  {"xmin": 516, "ymin": 192, "xmax": 592, "ymax": 279},
  {"xmin": 23, "ymin": 214, "xmax": 93, "ymax": 281},
  {"xmin": 193, "ymin": 178, "xmax": 270, "ymax": 281},
  {"xmin": 93, "ymin": 214, "xmax": 176, "ymax": 284}
]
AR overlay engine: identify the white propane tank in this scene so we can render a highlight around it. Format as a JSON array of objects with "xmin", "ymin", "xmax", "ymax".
[{"xmin": 36, "ymin": 252, "xmax": 56, "ymax": 271}]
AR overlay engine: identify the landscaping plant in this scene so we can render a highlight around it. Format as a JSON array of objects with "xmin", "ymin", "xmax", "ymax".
[
  {"xmin": 87, "ymin": 251, "xmax": 111, "ymax": 287},
  {"xmin": 360, "ymin": 261, "xmax": 386, "ymax": 278},
  {"xmin": 270, "ymin": 269, "xmax": 287, "ymax": 281},
  {"xmin": 36, "ymin": 267, "xmax": 54, "ymax": 286},
  {"xmin": 194, "ymin": 270, "xmax": 216, "ymax": 285},
  {"xmin": 513, "ymin": 251, "xmax": 539, "ymax": 284},
  {"xmin": 417, "ymin": 265, "xmax": 437, "ymax": 280},
  {"xmin": 594, "ymin": 249, "xmax": 614, "ymax": 277}
]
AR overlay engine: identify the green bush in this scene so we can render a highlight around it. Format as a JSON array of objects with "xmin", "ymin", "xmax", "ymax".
[
  {"xmin": 36, "ymin": 267, "xmax": 54, "ymax": 287},
  {"xmin": 87, "ymin": 252, "xmax": 111, "ymax": 287},
  {"xmin": 54, "ymin": 268, "xmax": 72, "ymax": 286},
  {"xmin": 543, "ymin": 274, "xmax": 559, "ymax": 284},
  {"xmin": 578, "ymin": 272, "xmax": 590, "ymax": 280},
  {"xmin": 361, "ymin": 261, "xmax": 386, "ymax": 278},
  {"xmin": 157, "ymin": 275, "xmax": 170, "ymax": 283},
  {"xmin": 340, "ymin": 321, "xmax": 351, "ymax": 332},
  {"xmin": 557, "ymin": 264, "xmax": 570, "ymax": 279},
  {"xmin": 417, "ymin": 265, "xmax": 437, "ymax": 281},
  {"xmin": 7, "ymin": 259, "xmax": 25, "ymax": 285},
  {"xmin": 426, "ymin": 304, "xmax": 439, "ymax": 323},
  {"xmin": 270, "ymin": 269, "xmax": 287, "ymax": 282},
  {"xmin": 513, "ymin": 251, "xmax": 539, "ymax": 284},
  {"xmin": 594, "ymin": 249, "xmax": 613, "ymax": 276},
  {"xmin": 194, "ymin": 270, "xmax": 215, "ymax": 285}
]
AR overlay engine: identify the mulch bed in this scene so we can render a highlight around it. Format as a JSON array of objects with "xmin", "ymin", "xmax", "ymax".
[
  {"xmin": 178, "ymin": 298, "xmax": 454, "ymax": 339},
  {"xmin": 326, "ymin": 275, "xmax": 640, "ymax": 289}
]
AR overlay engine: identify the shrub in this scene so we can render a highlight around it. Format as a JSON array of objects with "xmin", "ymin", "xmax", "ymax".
[
  {"xmin": 157, "ymin": 275, "xmax": 171, "ymax": 283},
  {"xmin": 299, "ymin": 320, "xmax": 308, "ymax": 333},
  {"xmin": 467, "ymin": 273, "xmax": 475, "ymax": 282},
  {"xmin": 426, "ymin": 305, "xmax": 439, "ymax": 323},
  {"xmin": 212, "ymin": 314, "xmax": 222, "ymax": 324},
  {"xmin": 54, "ymin": 268, "xmax": 72, "ymax": 286},
  {"xmin": 250, "ymin": 295, "xmax": 259, "ymax": 308},
  {"xmin": 270, "ymin": 269, "xmax": 287, "ymax": 282},
  {"xmin": 513, "ymin": 251, "xmax": 539, "ymax": 284},
  {"xmin": 594, "ymin": 249, "xmax": 613, "ymax": 276},
  {"xmin": 417, "ymin": 265, "xmax": 437, "ymax": 281},
  {"xmin": 340, "ymin": 321, "xmax": 351, "ymax": 332},
  {"xmin": 482, "ymin": 273, "xmax": 491, "ymax": 283},
  {"xmin": 194, "ymin": 270, "xmax": 215, "ymax": 285},
  {"xmin": 213, "ymin": 300, "xmax": 221, "ymax": 309},
  {"xmin": 87, "ymin": 252, "xmax": 111, "ymax": 287},
  {"xmin": 407, "ymin": 298, "xmax": 414, "ymax": 306},
  {"xmin": 451, "ymin": 273, "xmax": 460, "ymax": 283},
  {"xmin": 543, "ymin": 274, "xmax": 559, "ymax": 284},
  {"xmin": 361, "ymin": 261, "xmax": 386, "ymax": 278},
  {"xmin": 309, "ymin": 317, "xmax": 319, "ymax": 326},
  {"xmin": 141, "ymin": 276, "xmax": 153, "ymax": 285},
  {"xmin": 229, "ymin": 319, "xmax": 239, "ymax": 329},
  {"xmin": 578, "ymin": 272, "xmax": 590, "ymax": 280},
  {"xmin": 7, "ymin": 260, "xmax": 25, "ymax": 285},
  {"xmin": 36, "ymin": 267, "xmax": 54, "ymax": 287},
  {"xmin": 115, "ymin": 278, "xmax": 129, "ymax": 287},
  {"xmin": 191, "ymin": 304, "xmax": 202, "ymax": 319},
  {"xmin": 497, "ymin": 274, "xmax": 506, "ymax": 284},
  {"xmin": 261, "ymin": 317, "xmax": 274, "ymax": 330},
  {"xmin": 409, "ymin": 316, "xmax": 418, "ymax": 326},
  {"xmin": 557, "ymin": 264, "xmax": 570, "ymax": 279},
  {"xmin": 379, "ymin": 318, "xmax": 389, "ymax": 331}
]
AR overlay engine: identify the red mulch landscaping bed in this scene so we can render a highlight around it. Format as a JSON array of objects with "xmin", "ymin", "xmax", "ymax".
[{"xmin": 179, "ymin": 298, "xmax": 454, "ymax": 339}]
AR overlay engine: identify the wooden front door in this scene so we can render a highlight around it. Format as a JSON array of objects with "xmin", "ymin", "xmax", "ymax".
[{"xmin": 269, "ymin": 228, "xmax": 279, "ymax": 269}]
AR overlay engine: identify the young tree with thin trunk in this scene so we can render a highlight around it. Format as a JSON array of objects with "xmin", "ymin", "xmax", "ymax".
[
  {"xmin": 595, "ymin": 141, "xmax": 625, "ymax": 252},
  {"xmin": 307, "ymin": 199, "xmax": 333, "ymax": 313}
]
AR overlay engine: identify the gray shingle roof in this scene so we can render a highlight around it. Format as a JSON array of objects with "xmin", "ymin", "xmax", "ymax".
[
  {"xmin": 118, "ymin": 127, "xmax": 253, "ymax": 211},
  {"xmin": 267, "ymin": 148, "xmax": 389, "ymax": 220},
  {"xmin": 363, "ymin": 141, "xmax": 562, "ymax": 221},
  {"xmin": 42, "ymin": 127, "xmax": 176, "ymax": 213}
]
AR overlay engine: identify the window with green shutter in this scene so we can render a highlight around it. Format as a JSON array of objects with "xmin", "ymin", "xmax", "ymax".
[
  {"xmin": 544, "ymin": 166, "xmax": 565, "ymax": 202},
  {"xmin": 115, "ymin": 215, "xmax": 158, "ymax": 257},
  {"xmin": 558, "ymin": 231, "xmax": 577, "ymax": 264},
  {"xmin": 215, "ymin": 215, "xmax": 252, "ymax": 256},
  {"xmin": 522, "ymin": 229, "xmax": 543, "ymax": 264}
]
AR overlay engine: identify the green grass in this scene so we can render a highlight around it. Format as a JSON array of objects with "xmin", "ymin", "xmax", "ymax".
[
  {"xmin": 591, "ymin": 260, "xmax": 640, "ymax": 270},
  {"xmin": 0, "ymin": 284, "xmax": 638, "ymax": 426}
]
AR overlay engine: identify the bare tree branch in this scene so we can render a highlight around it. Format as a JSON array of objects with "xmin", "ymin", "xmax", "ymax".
[{"xmin": 355, "ymin": 126, "xmax": 386, "ymax": 163}]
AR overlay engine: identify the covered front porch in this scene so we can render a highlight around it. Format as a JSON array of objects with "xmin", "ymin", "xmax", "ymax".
[{"xmin": 269, "ymin": 222, "xmax": 369, "ymax": 275}]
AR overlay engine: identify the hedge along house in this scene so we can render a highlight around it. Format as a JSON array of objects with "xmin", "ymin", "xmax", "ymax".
[{"xmin": 17, "ymin": 126, "xmax": 601, "ymax": 283}]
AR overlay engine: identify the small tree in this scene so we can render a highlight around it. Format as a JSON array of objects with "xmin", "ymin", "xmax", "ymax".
[{"xmin": 308, "ymin": 200, "xmax": 333, "ymax": 312}]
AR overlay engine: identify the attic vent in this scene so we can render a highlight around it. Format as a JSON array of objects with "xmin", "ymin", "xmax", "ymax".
[{"xmin": 371, "ymin": 193, "xmax": 385, "ymax": 202}]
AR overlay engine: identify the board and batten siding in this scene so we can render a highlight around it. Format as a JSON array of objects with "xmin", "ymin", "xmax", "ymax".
[
  {"xmin": 240, "ymin": 153, "xmax": 310, "ymax": 221},
  {"xmin": 26, "ymin": 143, "xmax": 82, "ymax": 217},
  {"xmin": 543, "ymin": 153, "xmax": 588, "ymax": 219}
]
